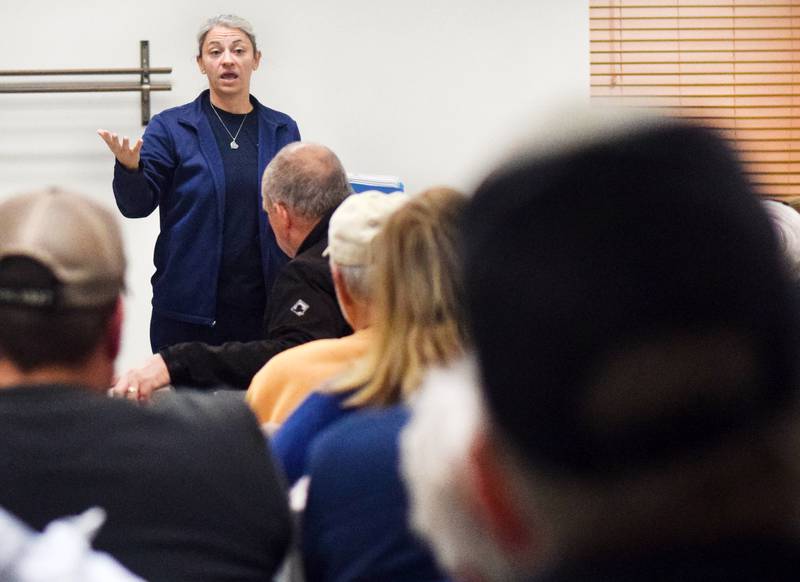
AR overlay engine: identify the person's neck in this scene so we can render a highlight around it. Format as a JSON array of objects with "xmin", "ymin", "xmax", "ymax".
[
  {"xmin": 209, "ymin": 91, "xmax": 253, "ymax": 114},
  {"xmin": 344, "ymin": 301, "xmax": 372, "ymax": 331},
  {"xmin": 287, "ymin": 218, "xmax": 320, "ymax": 258},
  {"xmin": 0, "ymin": 354, "xmax": 112, "ymax": 394}
]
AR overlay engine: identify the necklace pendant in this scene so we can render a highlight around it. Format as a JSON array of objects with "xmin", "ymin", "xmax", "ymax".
[{"xmin": 230, "ymin": 140, "xmax": 239, "ymax": 150}]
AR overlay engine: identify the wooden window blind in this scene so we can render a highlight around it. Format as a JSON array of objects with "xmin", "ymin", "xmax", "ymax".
[{"xmin": 590, "ymin": 1, "xmax": 800, "ymax": 200}]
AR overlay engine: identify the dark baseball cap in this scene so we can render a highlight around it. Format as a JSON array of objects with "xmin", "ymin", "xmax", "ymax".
[{"xmin": 464, "ymin": 112, "xmax": 800, "ymax": 476}]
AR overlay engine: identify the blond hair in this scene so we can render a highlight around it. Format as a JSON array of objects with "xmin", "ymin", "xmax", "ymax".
[{"xmin": 333, "ymin": 187, "xmax": 468, "ymax": 407}]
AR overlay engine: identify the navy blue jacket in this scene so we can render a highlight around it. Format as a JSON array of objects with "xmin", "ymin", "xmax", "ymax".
[
  {"xmin": 271, "ymin": 390, "xmax": 353, "ymax": 485},
  {"xmin": 112, "ymin": 90, "xmax": 300, "ymax": 326},
  {"xmin": 303, "ymin": 407, "xmax": 448, "ymax": 582}
]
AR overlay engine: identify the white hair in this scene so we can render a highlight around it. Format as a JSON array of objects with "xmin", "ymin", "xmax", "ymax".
[
  {"xmin": 762, "ymin": 200, "xmax": 800, "ymax": 281},
  {"xmin": 400, "ymin": 355, "xmax": 524, "ymax": 581},
  {"xmin": 331, "ymin": 262, "xmax": 371, "ymax": 302}
]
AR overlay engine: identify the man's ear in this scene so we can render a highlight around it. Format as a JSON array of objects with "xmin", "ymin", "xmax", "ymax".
[
  {"xmin": 196, "ymin": 55, "xmax": 206, "ymax": 75},
  {"xmin": 467, "ymin": 428, "xmax": 540, "ymax": 558},
  {"xmin": 331, "ymin": 264, "xmax": 353, "ymax": 309},
  {"xmin": 274, "ymin": 201, "xmax": 291, "ymax": 229},
  {"xmin": 253, "ymin": 50, "xmax": 262, "ymax": 70},
  {"xmin": 105, "ymin": 297, "xmax": 124, "ymax": 361}
]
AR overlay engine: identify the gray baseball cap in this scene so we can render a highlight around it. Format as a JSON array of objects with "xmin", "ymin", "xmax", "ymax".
[{"xmin": 0, "ymin": 189, "xmax": 126, "ymax": 309}]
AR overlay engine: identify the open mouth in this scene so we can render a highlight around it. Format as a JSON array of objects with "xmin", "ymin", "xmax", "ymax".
[{"xmin": 221, "ymin": 72, "xmax": 239, "ymax": 80}]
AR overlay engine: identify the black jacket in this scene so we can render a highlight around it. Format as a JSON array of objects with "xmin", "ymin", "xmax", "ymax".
[
  {"xmin": 535, "ymin": 538, "xmax": 800, "ymax": 582},
  {"xmin": 162, "ymin": 209, "xmax": 352, "ymax": 389}
]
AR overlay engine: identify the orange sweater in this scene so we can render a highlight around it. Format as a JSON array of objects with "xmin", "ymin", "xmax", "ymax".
[{"xmin": 245, "ymin": 329, "xmax": 373, "ymax": 426}]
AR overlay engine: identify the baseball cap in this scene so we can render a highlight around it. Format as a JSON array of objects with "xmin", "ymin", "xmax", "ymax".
[
  {"xmin": 464, "ymin": 112, "xmax": 800, "ymax": 476},
  {"xmin": 0, "ymin": 189, "xmax": 126, "ymax": 309},
  {"xmin": 323, "ymin": 190, "xmax": 408, "ymax": 266}
]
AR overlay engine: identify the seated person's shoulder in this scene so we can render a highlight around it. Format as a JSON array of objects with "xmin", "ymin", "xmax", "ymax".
[
  {"xmin": 249, "ymin": 339, "xmax": 333, "ymax": 392},
  {"xmin": 314, "ymin": 406, "xmax": 410, "ymax": 456},
  {"xmin": 274, "ymin": 335, "xmax": 361, "ymax": 367},
  {"xmin": 153, "ymin": 391, "xmax": 261, "ymax": 439},
  {"xmin": 250, "ymin": 334, "xmax": 364, "ymax": 392},
  {"xmin": 114, "ymin": 392, "xmax": 268, "ymax": 471}
]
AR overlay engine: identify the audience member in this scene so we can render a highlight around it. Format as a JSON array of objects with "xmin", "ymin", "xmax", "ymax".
[
  {"xmin": 112, "ymin": 142, "xmax": 353, "ymax": 399},
  {"xmin": 271, "ymin": 186, "xmax": 468, "ymax": 485},
  {"xmin": 407, "ymin": 112, "xmax": 800, "ymax": 581},
  {"xmin": 294, "ymin": 186, "xmax": 467, "ymax": 581},
  {"xmin": 0, "ymin": 190, "xmax": 292, "ymax": 581},
  {"xmin": 245, "ymin": 190, "xmax": 407, "ymax": 428}
]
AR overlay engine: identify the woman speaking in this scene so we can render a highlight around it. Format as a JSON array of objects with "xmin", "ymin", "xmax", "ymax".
[{"xmin": 98, "ymin": 14, "xmax": 300, "ymax": 351}]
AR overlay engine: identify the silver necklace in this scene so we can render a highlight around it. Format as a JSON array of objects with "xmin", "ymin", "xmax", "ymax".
[{"xmin": 210, "ymin": 102, "xmax": 248, "ymax": 150}]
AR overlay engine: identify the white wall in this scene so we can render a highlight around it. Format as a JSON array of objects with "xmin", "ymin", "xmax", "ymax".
[{"xmin": 0, "ymin": 0, "xmax": 589, "ymax": 373}]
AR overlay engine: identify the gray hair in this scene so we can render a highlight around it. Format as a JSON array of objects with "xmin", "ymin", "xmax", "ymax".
[
  {"xmin": 197, "ymin": 14, "xmax": 257, "ymax": 57},
  {"xmin": 400, "ymin": 357, "xmax": 526, "ymax": 581},
  {"xmin": 763, "ymin": 200, "xmax": 800, "ymax": 281},
  {"xmin": 332, "ymin": 263, "xmax": 372, "ymax": 302},
  {"xmin": 262, "ymin": 142, "xmax": 351, "ymax": 220}
]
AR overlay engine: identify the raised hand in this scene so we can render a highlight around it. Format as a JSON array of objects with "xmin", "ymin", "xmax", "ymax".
[{"xmin": 97, "ymin": 129, "xmax": 143, "ymax": 171}]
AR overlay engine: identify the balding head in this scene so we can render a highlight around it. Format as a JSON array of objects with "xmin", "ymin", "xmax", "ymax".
[{"xmin": 261, "ymin": 142, "xmax": 351, "ymax": 220}]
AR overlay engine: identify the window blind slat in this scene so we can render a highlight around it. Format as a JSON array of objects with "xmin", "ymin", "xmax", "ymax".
[{"xmin": 590, "ymin": 0, "xmax": 800, "ymax": 199}]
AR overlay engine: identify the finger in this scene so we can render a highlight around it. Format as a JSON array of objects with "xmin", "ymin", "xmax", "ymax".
[
  {"xmin": 136, "ymin": 383, "xmax": 155, "ymax": 403},
  {"xmin": 97, "ymin": 129, "xmax": 114, "ymax": 148},
  {"xmin": 103, "ymin": 132, "xmax": 122, "ymax": 155},
  {"xmin": 109, "ymin": 376, "xmax": 131, "ymax": 398},
  {"xmin": 122, "ymin": 136, "xmax": 130, "ymax": 152},
  {"xmin": 132, "ymin": 138, "xmax": 144, "ymax": 156},
  {"xmin": 125, "ymin": 383, "xmax": 140, "ymax": 401}
]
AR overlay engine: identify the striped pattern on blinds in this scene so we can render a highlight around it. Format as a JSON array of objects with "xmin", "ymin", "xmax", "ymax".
[{"xmin": 590, "ymin": 1, "xmax": 800, "ymax": 199}]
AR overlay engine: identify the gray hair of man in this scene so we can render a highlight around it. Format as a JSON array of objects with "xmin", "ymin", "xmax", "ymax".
[
  {"xmin": 334, "ymin": 264, "xmax": 370, "ymax": 303},
  {"xmin": 763, "ymin": 200, "xmax": 800, "ymax": 281},
  {"xmin": 261, "ymin": 142, "xmax": 352, "ymax": 221},
  {"xmin": 400, "ymin": 355, "xmax": 527, "ymax": 582},
  {"xmin": 197, "ymin": 14, "xmax": 257, "ymax": 57}
]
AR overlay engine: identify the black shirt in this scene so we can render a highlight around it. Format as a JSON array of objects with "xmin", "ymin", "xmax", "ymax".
[
  {"xmin": 0, "ymin": 384, "xmax": 291, "ymax": 581},
  {"xmin": 203, "ymin": 96, "xmax": 265, "ymax": 341}
]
